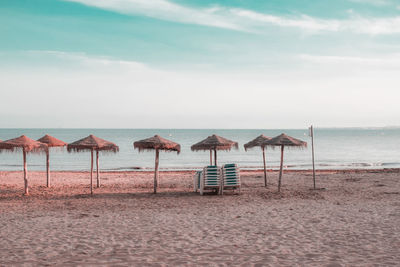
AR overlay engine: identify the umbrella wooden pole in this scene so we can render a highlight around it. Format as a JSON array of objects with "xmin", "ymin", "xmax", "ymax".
[
  {"xmin": 154, "ymin": 149, "xmax": 160, "ymax": 194},
  {"xmin": 214, "ymin": 149, "xmax": 217, "ymax": 166},
  {"xmin": 90, "ymin": 150, "xmax": 94, "ymax": 195},
  {"xmin": 278, "ymin": 146, "xmax": 284, "ymax": 192},
  {"xmin": 96, "ymin": 150, "xmax": 100, "ymax": 188},
  {"xmin": 23, "ymin": 149, "xmax": 28, "ymax": 195},
  {"xmin": 46, "ymin": 150, "xmax": 50, "ymax": 187},
  {"xmin": 311, "ymin": 126, "xmax": 316, "ymax": 190},
  {"xmin": 209, "ymin": 150, "xmax": 212, "ymax": 165},
  {"xmin": 262, "ymin": 146, "xmax": 267, "ymax": 187}
]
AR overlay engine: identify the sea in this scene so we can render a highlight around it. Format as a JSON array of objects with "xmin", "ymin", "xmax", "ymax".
[{"xmin": 0, "ymin": 128, "xmax": 399, "ymax": 171}]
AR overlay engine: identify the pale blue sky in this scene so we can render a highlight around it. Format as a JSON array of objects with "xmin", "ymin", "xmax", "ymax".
[{"xmin": 0, "ymin": 0, "xmax": 399, "ymax": 128}]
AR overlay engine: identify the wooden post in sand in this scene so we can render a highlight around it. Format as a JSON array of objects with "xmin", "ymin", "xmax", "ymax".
[
  {"xmin": 262, "ymin": 146, "xmax": 267, "ymax": 187},
  {"xmin": 23, "ymin": 149, "xmax": 28, "ymax": 195},
  {"xmin": 209, "ymin": 150, "xmax": 213, "ymax": 165},
  {"xmin": 214, "ymin": 149, "xmax": 217, "ymax": 166},
  {"xmin": 278, "ymin": 146, "xmax": 284, "ymax": 192},
  {"xmin": 96, "ymin": 150, "xmax": 100, "ymax": 188},
  {"xmin": 154, "ymin": 149, "xmax": 160, "ymax": 194},
  {"xmin": 310, "ymin": 126, "xmax": 316, "ymax": 190},
  {"xmin": 46, "ymin": 150, "xmax": 50, "ymax": 187},
  {"xmin": 90, "ymin": 149, "xmax": 94, "ymax": 195}
]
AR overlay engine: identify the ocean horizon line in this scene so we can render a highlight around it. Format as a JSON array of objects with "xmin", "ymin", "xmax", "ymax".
[{"xmin": 0, "ymin": 126, "xmax": 399, "ymax": 130}]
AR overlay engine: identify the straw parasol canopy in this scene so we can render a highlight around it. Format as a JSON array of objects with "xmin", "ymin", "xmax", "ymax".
[
  {"xmin": 37, "ymin": 135, "xmax": 67, "ymax": 188},
  {"xmin": 191, "ymin": 134, "xmax": 238, "ymax": 166},
  {"xmin": 0, "ymin": 135, "xmax": 48, "ymax": 153},
  {"xmin": 244, "ymin": 134, "xmax": 271, "ymax": 187},
  {"xmin": 67, "ymin": 135, "xmax": 119, "ymax": 195},
  {"xmin": 265, "ymin": 133, "xmax": 307, "ymax": 148},
  {"xmin": 134, "ymin": 135, "xmax": 181, "ymax": 194},
  {"xmin": 38, "ymin": 134, "xmax": 67, "ymax": 148},
  {"xmin": 134, "ymin": 135, "xmax": 181, "ymax": 153},
  {"xmin": 264, "ymin": 133, "xmax": 307, "ymax": 192},
  {"xmin": 67, "ymin": 135, "xmax": 119, "ymax": 153},
  {"xmin": 0, "ymin": 135, "xmax": 48, "ymax": 195}
]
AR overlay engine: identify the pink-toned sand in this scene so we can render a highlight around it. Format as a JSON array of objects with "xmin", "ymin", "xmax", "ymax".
[{"xmin": 0, "ymin": 169, "xmax": 399, "ymax": 266}]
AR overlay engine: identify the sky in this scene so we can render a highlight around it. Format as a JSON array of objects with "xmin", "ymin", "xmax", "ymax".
[{"xmin": 0, "ymin": 0, "xmax": 399, "ymax": 128}]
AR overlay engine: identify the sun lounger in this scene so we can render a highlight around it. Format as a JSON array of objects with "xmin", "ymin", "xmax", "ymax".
[
  {"xmin": 199, "ymin": 165, "xmax": 221, "ymax": 195},
  {"xmin": 221, "ymin": 163, "xmax": 241, "ymax": 194}
]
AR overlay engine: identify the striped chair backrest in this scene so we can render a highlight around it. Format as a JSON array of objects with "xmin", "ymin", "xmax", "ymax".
[
  {"xmin": 223, "ymin": 164, "xmax": 240, "ymax": 186},
  {"xmin": 203, "ymin": 165, "xmax": 221, "ymax": 186}
]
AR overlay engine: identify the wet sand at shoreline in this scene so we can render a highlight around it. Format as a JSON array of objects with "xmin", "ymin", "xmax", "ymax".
[{"xmin": 0, "ymin": 169, "xmax": 399, "ymax": 266}]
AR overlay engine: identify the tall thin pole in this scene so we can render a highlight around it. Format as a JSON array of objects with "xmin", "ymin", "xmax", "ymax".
[
  {"xmin": 278, "ymin": 146, "xmax": 284, "ymax": 192},
  {"xmin": 23, "ymin": 149, "xmax": 28, "ymax": 195},
  {"xmin": 46, "ymin": 150, "xmax": 50, "ymax": 187},
  {"xmin": 209, "ymin": 149, "xmax": 213, "ymax": 165},
  {"xmin": 262, "ymin": 146, "xmax": 267, "ymax": 187},
  {"xmin": 96, "ymin": 150, "xmax": 100, "ymax": 188},
  {"xmin": 154, "ymin": 149, "xmax": 160, "ymax": 194},
  {"xmin": 214, "ymin": 149, "xmax": 217, "ymax": 166},
  {"xmin": 311, "ymin": 125, "xmax": 316, "ymax": 189},
  {"xmin": 90, "ymin": 149, "xmax": 93, "ymax": 195}
]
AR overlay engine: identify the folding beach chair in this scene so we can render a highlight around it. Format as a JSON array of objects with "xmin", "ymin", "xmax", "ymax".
[{"xmin": 221, "ymin": 163, "xmax": 241, "ymax": 195}]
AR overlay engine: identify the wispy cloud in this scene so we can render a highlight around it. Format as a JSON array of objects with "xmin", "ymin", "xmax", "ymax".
[
  {"xmin": 230, "ymin": 9, "xmax": 341, "ymax": 32},
  {"xmin": 231, "ymin": 9, "xmax": 400, "ymax": 35},
  {"xmin": 298, "ymin": 54, "xmax": 400, "ymax": 68},
  {"xmin": 65, "ymin": 0, "xmax": 245, "ymax": 31},
  {"xmin": 65, "ymin": 0, "xmax": 400, "ymax": 35},
  {"xmin": 24, "ymin": 50, "xmax": 149, "ymax": 71},
  {"xmin": 348, "ymin": 0, "xmax": 391, "ymax": 6}
]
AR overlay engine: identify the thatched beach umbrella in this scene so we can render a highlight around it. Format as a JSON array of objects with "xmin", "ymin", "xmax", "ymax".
[
  {"xmin": 264, "ymin": 133, "xmax": 307, "ymax": 192},
  {"xmin": 191, "ymin": 134, "xmax": 238, "ymax": 165},
  {"xmin": 0, "ymin": 135, "xmax": 48, "ymax": 195},
  {"xmin": 37, "ymin": 135, "xmax": 67, "ymax": 188},
  {"xmin": 244, "ymin": 135, "xmax": 271, "ymax": 187},
  {"xmin": 134, "ymin": 135, "xmax": 181, "ymax": 194},
  {"xmin": 67, "ymin": 135, "xmax": 119, "ymax": 195}
]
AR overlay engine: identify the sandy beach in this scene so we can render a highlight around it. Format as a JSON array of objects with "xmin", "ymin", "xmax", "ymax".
[{"xmin": 0, "ymin": 169, "xmax": 399, "ymax": 266}]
